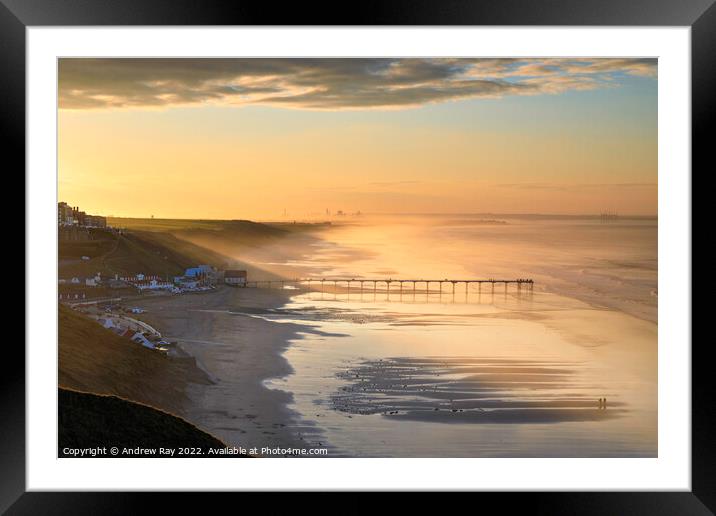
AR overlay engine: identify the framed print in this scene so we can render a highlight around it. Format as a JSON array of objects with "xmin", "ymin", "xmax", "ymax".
[{"xmin": 8, "ymin": 0, "xmax": 709, "ymax": 511}]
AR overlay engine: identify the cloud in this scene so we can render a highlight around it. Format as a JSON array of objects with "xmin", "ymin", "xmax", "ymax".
[
  {"xmin": 496, "ymin": 182, "xmax": 657, "ymax": 192},
  {"xmin": 58, "ymin": 58, "xmax": 656, "ymax": 111}
]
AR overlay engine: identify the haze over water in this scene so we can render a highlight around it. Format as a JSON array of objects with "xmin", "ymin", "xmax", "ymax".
[{"xmin": 262, "ymin": 214, "xmax": 657, "ymax": 457}]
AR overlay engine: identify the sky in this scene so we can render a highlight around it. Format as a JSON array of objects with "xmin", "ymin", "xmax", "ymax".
[{"xmin": 58, "ymin": 58, "xmax": 657, "ymax": 219}]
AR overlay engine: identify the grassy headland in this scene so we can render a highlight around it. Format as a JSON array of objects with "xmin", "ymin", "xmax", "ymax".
[{"xmin": 59, "ymin": 304, "xmax": 210, "ymax": 415}]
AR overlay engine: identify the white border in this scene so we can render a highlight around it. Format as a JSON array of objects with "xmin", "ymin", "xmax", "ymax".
[{"xmin": 27, "ymin": 27, "xmax": 691, "ymax": 491}]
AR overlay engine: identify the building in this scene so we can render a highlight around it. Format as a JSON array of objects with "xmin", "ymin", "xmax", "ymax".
[
  {"xmin": 85, "ymin": 215, "xmax": 107, "ymax": 228},
  {"xmin": 97, "ymin": 317, "xmax": 119, "ymax": 330},
  {"xmin": 108, "ymin": 279, "xmax": 128, "ymax": 289},
  {"xmin": 58, "ymin": 202, "xmax": 73, "ymax": 225},
  {"xmin": 224, "ymin": 270, "xmax": 247, "ymax": 286},
  {"xmin": 58, "ymin": 201, "xmax": 108, "ymax": 228},
  {"xmin": 134, "ymin": 278, "xmax": 173, "ymax": 291},
  {"xmin": 179, "ymin": 265, "xmax": 216, "ymax": 287},
  {"xmin": 71, "ymin": 206, "xmax": 86, "ymax": 226},
  {"xmin": 130, "ymin": 332, "xmax": 156, "ymax": 350},
  {"xmin": 185, "ymin": 267, "xmax": 202, "ymax": 277},
  {"xmin": 185, "ymin": 265, "xmax": 213, "ymax": 278},
  {"xmin": 174, "ymin": 277, "xmax": 200, "ymax": 289}
]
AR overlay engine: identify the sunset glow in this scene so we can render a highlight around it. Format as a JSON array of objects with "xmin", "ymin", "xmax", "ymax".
[{"xmin": 58, "ymin": 58, "xmax": 657, "ymax": 219}]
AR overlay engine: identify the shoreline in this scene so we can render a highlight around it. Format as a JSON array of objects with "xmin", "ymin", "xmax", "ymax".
[
  {"xmin": 273, "ymin": 288, "xmax": 657, "ymax": 457},
  {"xmin": 129, "ymin": 285, "xmax": 326, "ymax": 454}
]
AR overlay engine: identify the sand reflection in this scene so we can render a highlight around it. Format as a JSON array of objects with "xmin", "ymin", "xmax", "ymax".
[{"xmin": 332, "ymin": 357, "xmax": 624, "ymax": 424}]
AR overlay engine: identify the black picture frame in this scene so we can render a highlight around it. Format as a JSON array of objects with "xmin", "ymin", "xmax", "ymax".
[{"xmin": 6, "ymin": 0, "xmax": 707, "ymax": 511}]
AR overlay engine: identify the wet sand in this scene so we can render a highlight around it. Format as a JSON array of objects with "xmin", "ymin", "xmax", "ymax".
[
  {"xmin": 130, "ymin": 286, "xmax": 324, "ymax": 454},
  {"xmin": 265, "ymin": 288, "xmax": 656, "ymax": 457},
  {"xmin": 331, "ymin": 356, "xmax": 626, "ymax": 424}
]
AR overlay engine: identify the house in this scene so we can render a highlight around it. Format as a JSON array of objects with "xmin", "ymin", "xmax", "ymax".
[
  {"xmin": 185, "ymin": 267, "xmax": 201, "ymax": 277},
  {"xmin": 85, "ymin": 277, "xmax": 97, "ymax": 287},
  {"xmin": 135, "ymin": 279, "xmax": 172, "ymax": 291},
  {"xmin": 98, "ymin": 317, "xmax": 118, "ymax": 329},
  {"xmin": 185, "ymin": 265, "xmax": 212, "ymax": 278},
  {"xmin": 130, "ymin": 332, "xmax": 156, "ymax": 350},
  {"xmin": 224, "ymin": 270, "xmax": 247, "ymax": 286},
  {"xmin": 71, "ymin": 207, "xmax": 85, "ymax": 226},
  {"xmin": 58, "ymin": 202, "xmax": 74, "ymax": 225},
  {"xmin": 85, "ymin": 215, "xmax": 107, "ymax": 228},
  {"xmin": 108, "ymin": 279, "xmax": 127, "ymax": 289},
  {"xmin": 176, "ymin": 278, "xmax": 200, "ymax": 289}
]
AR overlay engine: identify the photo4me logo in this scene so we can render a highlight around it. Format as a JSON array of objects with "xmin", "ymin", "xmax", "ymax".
[{"xmin": 60, "ymin": 446, "xmax": 328, "ymax": 457}]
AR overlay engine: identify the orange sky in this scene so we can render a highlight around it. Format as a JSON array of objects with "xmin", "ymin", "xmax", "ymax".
[{"xmin": 58, "ymin": 58, "xmax": 657, "ymax": 219}]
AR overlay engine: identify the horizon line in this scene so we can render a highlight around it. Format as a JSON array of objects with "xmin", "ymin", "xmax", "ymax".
[{"xmin": 100, "ymin": 211, "xmax": 658, "ymax": 221}]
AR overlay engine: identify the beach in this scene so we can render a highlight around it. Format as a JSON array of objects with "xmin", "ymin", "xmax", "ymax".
[{"xmin": 131, "ymin": 287, "xmax": 320, "ymax": 453}]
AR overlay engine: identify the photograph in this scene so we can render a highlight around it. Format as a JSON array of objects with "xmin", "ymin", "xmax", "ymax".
[{"xmin": 56, "ymin": 57, "xmax": 659, "ymax": 459}]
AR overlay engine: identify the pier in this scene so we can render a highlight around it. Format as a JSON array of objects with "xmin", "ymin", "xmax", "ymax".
[{"xmin": 243, "ymin": 278, "xmax": 533, "ymax": 293}]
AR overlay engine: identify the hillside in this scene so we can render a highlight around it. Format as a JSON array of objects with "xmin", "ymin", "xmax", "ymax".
[
  {"xmin": 104, "ymin": 217, "xmax": 324, "ymax": 279},
  {"xmin": 108, "ymin": 218, "xmax": 287, "ymax": 255},
  {"xmin": 59, "ymin": 218, "xmax": 302, "ymax": 281},
  {"xmin": 107, "ymin": 230, "xmax": 232, "ymax": 276},
  {"xmin": 108, "ymin": 217, "xmax": 287, "ymax": 242},
  {"xmin": 58, "ymin": 304, "xmax": 209, "ymax": 415},
  {"xmin": 59, "ymin": 388, "xmax": 231, "ymax": 456},
  {"xmin": 59, "ymin": 228, "xmax": 233, "ymax": 279}
]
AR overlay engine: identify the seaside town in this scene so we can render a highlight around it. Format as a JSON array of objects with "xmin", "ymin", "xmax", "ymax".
[{"xmin": 59, "ymin": 201, "xmax": 247, "ymax": 353}]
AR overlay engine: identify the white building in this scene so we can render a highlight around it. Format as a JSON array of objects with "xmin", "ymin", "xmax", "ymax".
[
  {"xmin": 224, "ymin": 270, "xmax": 247, "ymax": 286},
  {"xmin": 97, "ymin": 317, "xmax": 118, "ymax": 330},
  {"xmin": 130, "ymin": 332, "xmax": 156, "ymax": 350},
  {"xmin": 135, "ymin": 279, "xmax": 173, "ymax": 291}
]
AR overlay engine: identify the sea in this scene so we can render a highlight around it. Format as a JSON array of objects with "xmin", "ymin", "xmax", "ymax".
[{"xmin": 254, "ymin": 214, "xmax": 658, "ymax": 457}]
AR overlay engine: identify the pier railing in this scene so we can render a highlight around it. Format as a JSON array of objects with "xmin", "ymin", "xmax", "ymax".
[{"xmin": 242, "ymin": 278, "xmax": 533, "ymax": 293}]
